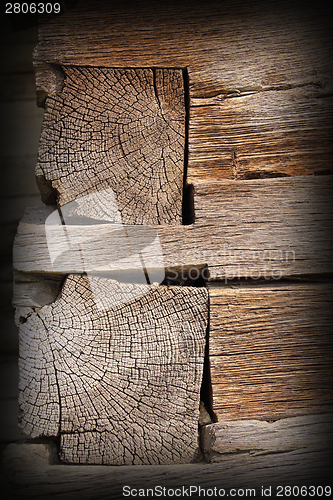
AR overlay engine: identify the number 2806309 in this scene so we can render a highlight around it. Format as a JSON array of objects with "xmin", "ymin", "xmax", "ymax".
[{"xmin": 5, "ymin": 3, "xmax": 61, "ymax": 14}]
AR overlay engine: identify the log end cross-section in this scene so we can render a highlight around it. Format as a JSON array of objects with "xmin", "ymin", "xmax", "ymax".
[
  {"xmin": 17, "ymin": 275, "xmax": 208, "ymax": 465},
  {"xmin": 36, "ymin": 67, "xmax": 185, "ymax": 225}
]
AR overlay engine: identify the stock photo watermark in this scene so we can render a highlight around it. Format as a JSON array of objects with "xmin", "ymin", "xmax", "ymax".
[
  {"xmin": 165, "ymin": 246, "xmax": 296, "ymax": 283},
  {"xmin": 122, "ymin": 484, "xmax": 332, "ymax": 498}
]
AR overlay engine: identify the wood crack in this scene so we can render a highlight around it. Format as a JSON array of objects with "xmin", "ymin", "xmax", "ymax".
[
  {"xmin": 152, "ymin": 68, "xmax": 163, "ymax": 112},
  {"xmin": 37, "ymin": 311, "xmax": 62, "ymax": 437},
  {"xmin": 191, "ymin": 80, "xmax": 327, "ymax": 102}
]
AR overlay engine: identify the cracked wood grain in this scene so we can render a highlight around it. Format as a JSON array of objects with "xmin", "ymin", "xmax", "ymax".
[
  {"xmin": 36, "ymin": 67, "xmax": 185, "ymax": 225},
  {"xmin": 188, "ymin": 86, "xmax": 333, "ymax": 182},
  {"xmin": 17, "ymin": 275, "xmax": 208, "ymax": 465},
  {"xmin": 34, "ymin": 0, "xmax": 332, "ymax": 96},
  {"xmin": 3, "ymin": 439, "xmax": 332, "ymax": 497}
]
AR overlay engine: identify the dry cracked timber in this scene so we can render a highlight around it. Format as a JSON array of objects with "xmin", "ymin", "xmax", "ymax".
[
  {"xmin": 36, "ymin": 67, "xmax": 185, "ymax": 225},
  {"xmin": 17, "ymin": 275, "xmax": 208, "ymax": 465}
]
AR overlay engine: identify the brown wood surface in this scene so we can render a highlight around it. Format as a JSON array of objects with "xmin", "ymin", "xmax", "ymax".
[
  {"xmin": 8, "ymin": 0, "xmax": 333, "ymax": 477},
  {"xmin": 189, "ymin": 86, "xmax": 333, "ymax": 181},
  {"xmin": 201, "ymin": 414, "xmax": 333, "ymax": 462},
  {"xmin": 208, "ymin": 282, "xmax": 333, "ymax": 421},
  {"xmin": 34, "ymin": 0, "xmax": 332, "ymax": 93},
  {"xmin": 33, "ymin": 0, "xmax": 333, "ymax": 180}
]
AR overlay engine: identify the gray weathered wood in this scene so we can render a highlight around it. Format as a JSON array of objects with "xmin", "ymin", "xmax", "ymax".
[
  {"xmin": 13, "ymin": 176, "xmax": 333, "ymax": 279},
  {"xmin": 36, "ymin": 66, "xmax": 185, "ymax": 225},
  {"xmin": 208, "ymin": 282, "xmax": 333, "ymax": 421},
  {"xmin": 13, "ymin": 273, "xmax": 64, "ymax": 308},
  {"xmin": 194, "ymin": 175, "xmax": 333, "ymax": 280},
  {"xmin": 8, "ymin": 0, "xmax": 333, "ymax": 478},
  {"xmin": 2, "ymin": 441, "xmax": 332, "ymax": 500},
  {"xmin": 17, "ymin": 275, "xmax": 208, "ymax": 465},
  {"xmin": 201, "ymin": 414, "xmax": 333, "ymax": 462}
]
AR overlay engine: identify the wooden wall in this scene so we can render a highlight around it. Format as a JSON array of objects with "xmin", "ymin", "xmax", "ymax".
[
  {"xmin": 31, "ymin": 0, "xmax": 333, "ymax": 422},
  {"xmin": 2, "ymin": 0, "xmax": 333, "ymax": 492}
]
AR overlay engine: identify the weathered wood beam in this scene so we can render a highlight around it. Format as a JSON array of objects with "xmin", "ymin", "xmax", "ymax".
[
  {"xmin": 34, "ymin": 0, "xmax": 332, "ymax": 95},
  {"xmin": 194, "ymin": 175, "xmax": 333, "ymax": 280},
  {"xmin": 17, "ymin": 274, "xmax": 208, "ymax": 465},
  {"xmin": 188, "ymin": 87, "xmax": 333, "ymax": 181},
  {"xmin": 33, "ymin": 1, "xmax": 333, "ymax": 179},
  {"xmin": 12, "ymin": 273, "xmax": 64, "ymax": 308},
  {"xmin": 208, "ymin": 282, "xmax": 333, "ymax": 420},
  {"xmin": 201, "ymin": 414, "xmax": 333, "ymax": 463},
  {"xmin": 13, "ymin": 176, "xmax": 333, "ymax": 280},
  {"xmin": 3, "ymin": 438, "xmax": 332, "ymax": 498}
]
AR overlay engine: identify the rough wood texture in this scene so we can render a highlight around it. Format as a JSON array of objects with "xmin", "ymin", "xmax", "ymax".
[
  {"xmin": 36, "ymin": 67, "xmax": 185, "ymax": 225},
  {"xmin": 33, "ymin": 0, "xmax": 333, "ymax": 179},
  {"xmin": 12, "ymin": 273, "xmax": 64, "ymax": 308},
  {"xmin": 2, "ymin": 442, "xmax": 332, "ymax": 500},
  {"xmin": 208, "ymin": 282, "xmax": 333, "ymax": 421},
  {"xmin": 13, "ymin": 176, "xmax": 333, "ymax": 279},
  {"xmin": 17, "ymin": 275, "xmax": 208, "ymax": 465},
  {"xmin": 194, "ymin": 175, "xmax": 333, "ymax": 280},
  {"xmin": 33, "ymin": 1, "xmax": 333, "ymax": 91},
  {"xmin": 201, "ymin": 414, "xmax": 333, "ymax": 463},
  {"xmin": 189, "ymin": 86, "xmax": 333, "ymax": 182}
]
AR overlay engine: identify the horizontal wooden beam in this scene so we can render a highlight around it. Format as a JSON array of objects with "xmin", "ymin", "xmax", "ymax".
[
  {"xmin": 34, "ymin": 0, "xmax": 332, "ymax": 97},
  {"xmin": 201, "ymin": 414, "xmax": 333, "ymax": 462},
  {"xmin": 3, "ymin": 439, "xmax": 332, "ymax": 497},
  {"xmin": 208, "ymin": 282, "xmax": 333, "ymax": 420},
  {"xmin": 188, "ymin": 87, "xmax": 333, "ymax": 181},
  {"xmin": 33, "ymin": 2, "xmax": 333, "ymax": 181},
  {"xmin": 13, "ymin": 176, "xmax": 333, "ymax": 280}
]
